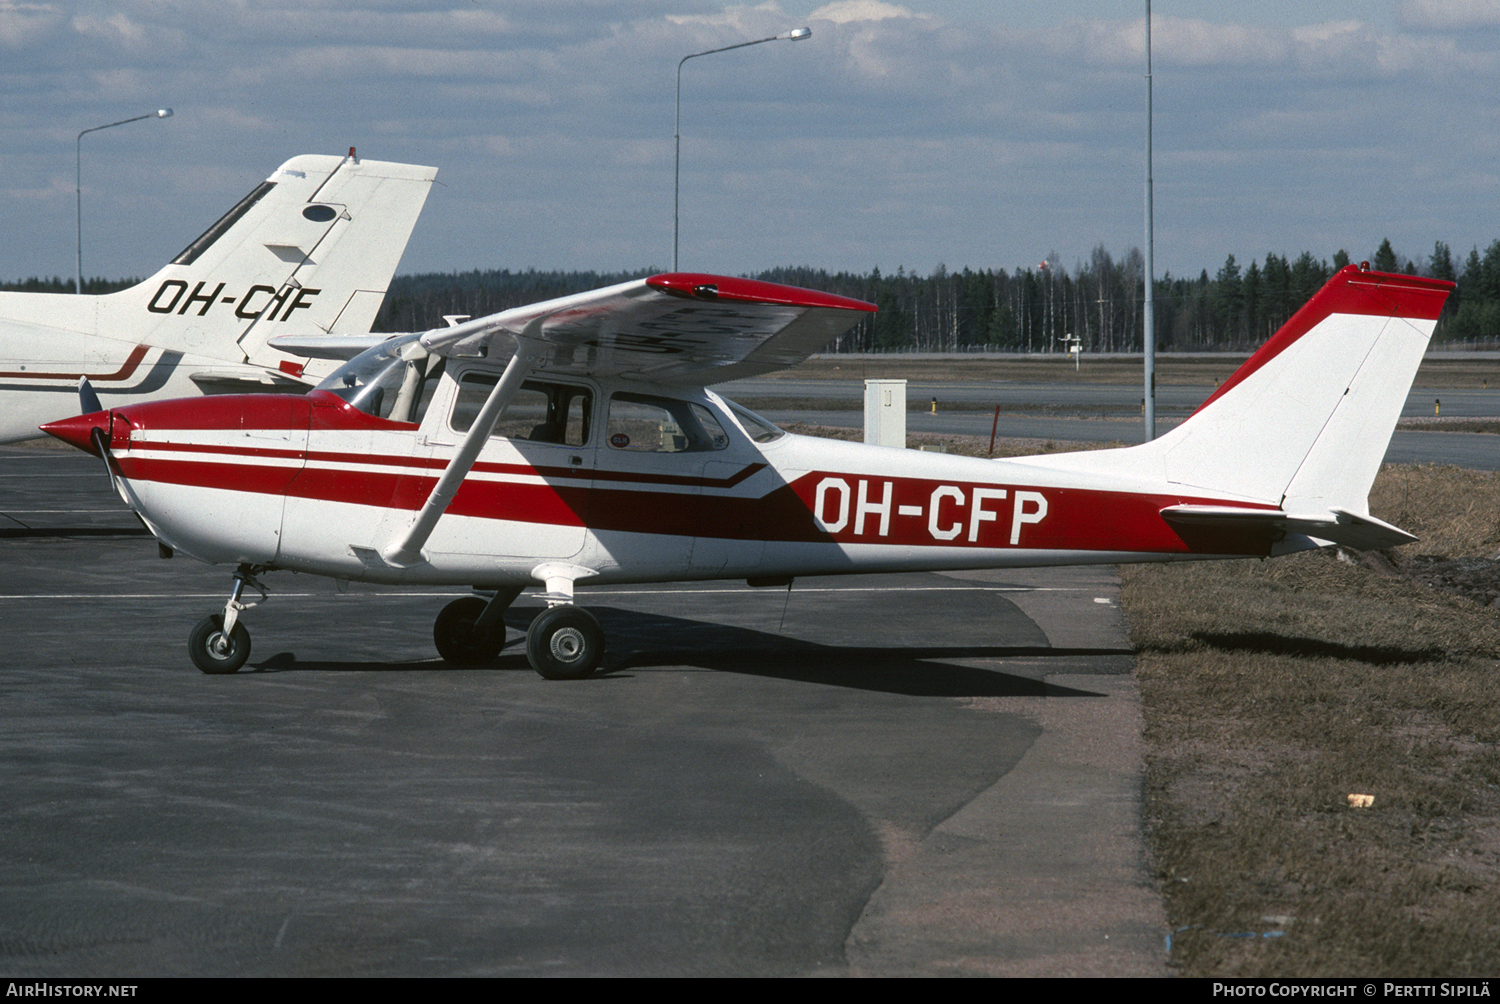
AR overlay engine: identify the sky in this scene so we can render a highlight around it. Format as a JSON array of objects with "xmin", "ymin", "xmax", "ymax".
[{"xmin": 3, "ymin": 0, "xmax": 1498, "ymax": 285}]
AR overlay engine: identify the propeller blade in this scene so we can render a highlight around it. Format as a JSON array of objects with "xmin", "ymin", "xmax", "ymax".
[{"xmin": 79, "ymin": 376, "xmax": 103, "ymax": 415}]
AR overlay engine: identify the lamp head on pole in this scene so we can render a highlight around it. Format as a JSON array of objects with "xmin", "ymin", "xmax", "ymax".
[
  {"xmin": 156, "ymin": 109, "xmax": 173, "ymax": 118},
  {"xmin": 782, "ymin": 27, "xmax": 812, "ymax": 40}
]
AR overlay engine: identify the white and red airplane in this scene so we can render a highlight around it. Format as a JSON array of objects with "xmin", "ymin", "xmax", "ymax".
[
  {"xmin": 42, "ymin": 265, "xmax": 1451, "ymax": 679},
  {"xmin": 0, "ymin": 150, "xmax": 435, "ymax": 442}
]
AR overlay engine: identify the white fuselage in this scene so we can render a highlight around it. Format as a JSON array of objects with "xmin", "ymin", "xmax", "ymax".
[{"xmin": 92, "ymin": 364, "xmax": 1282, "ymax": 592}]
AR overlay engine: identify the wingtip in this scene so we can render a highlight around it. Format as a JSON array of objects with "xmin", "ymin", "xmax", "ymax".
[{"xmin": 646, "ymin": 273, "xmax": 877, "ymax": 312}]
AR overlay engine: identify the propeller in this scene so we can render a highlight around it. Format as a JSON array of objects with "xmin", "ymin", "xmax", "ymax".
[{"xmin": 78, "ymin": 375, "xmax": 103, "ymax": 415}]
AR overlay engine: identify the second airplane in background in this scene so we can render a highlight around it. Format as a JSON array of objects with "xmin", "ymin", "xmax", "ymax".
[{"xmin": 0, "ymin": 149, "xmax": 435, "ymax": 442}]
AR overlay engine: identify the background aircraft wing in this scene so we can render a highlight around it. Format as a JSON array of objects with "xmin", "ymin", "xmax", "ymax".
[{"xmin": 417, "ymin": 273, "xmax": 876, "ymax": 384}]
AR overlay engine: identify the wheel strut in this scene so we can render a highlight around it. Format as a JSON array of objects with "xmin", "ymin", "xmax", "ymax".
[{"xmin": 218, "ymin": 564, "xmax": 268, "ymax": 648}]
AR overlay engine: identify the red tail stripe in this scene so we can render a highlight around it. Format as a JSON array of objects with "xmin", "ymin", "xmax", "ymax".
[{"xmin": 1191, "ymin": 267, "xmax": 1452, "ymax": 418}]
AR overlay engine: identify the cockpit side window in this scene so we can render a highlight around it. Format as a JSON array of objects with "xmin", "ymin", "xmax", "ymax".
[
  {"xmin": 451, "ymin": 375, "xmax": 592, "ymax": 446},
  {"xmin": 606, "ymin": 392, "xmax": 730, "ymax": 453}
]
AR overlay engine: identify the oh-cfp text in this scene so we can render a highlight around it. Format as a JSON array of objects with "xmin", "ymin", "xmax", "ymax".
[{"xmin": 814, "ymin": 477, "xmax": 1048, "ymax": 545}]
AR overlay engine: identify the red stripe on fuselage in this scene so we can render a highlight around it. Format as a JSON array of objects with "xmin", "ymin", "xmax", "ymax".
[
  {"xmin": 0, "ymin": 343, "xmax": 150, "ymax": 381},
  {"xmin": 130, "ymin": 437, "xmax": 767, "ymax": 490},
  {"xmin": 786, "ymin": 471, "xmax": 1277, "ymax": 554}
]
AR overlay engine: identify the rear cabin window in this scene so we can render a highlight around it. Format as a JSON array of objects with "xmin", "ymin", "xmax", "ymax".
[
  {"xmin": 450, "ymin": 375, "xmax": 592, "ymax": 446},
  {"xmin": 606, "ymin": 393, "xmax": 729, "ymax": 453}
]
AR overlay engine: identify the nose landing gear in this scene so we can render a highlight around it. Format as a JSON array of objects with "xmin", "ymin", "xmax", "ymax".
[{"xmin": 188, "ymin": 565, "xmax": 266, "ymax": 674}]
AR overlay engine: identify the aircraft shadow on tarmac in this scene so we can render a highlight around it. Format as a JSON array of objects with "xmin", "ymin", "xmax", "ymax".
[{"xmin": 246, "ymin": 605, "xmax": 1125, "ymax": 698}]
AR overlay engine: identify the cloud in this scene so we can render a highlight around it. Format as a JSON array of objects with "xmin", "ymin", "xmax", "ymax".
[
  {"xmin": 1399, "ymin": 0, "xmax": 1500, "ymax": 30},
  {"xmin": 0, "ymin": 1, "xmax": 64, "ymax": 49},
  {"xmin": 808, "ymin": 1, "xmax": 917, "ymax": 26},
  {"xmin": 4, "ymin": 1, "xmax": 1500, "ymax": 285}
]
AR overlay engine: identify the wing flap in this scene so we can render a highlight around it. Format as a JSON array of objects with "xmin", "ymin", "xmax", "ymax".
[{"xmin": 187, "ymin": 369, "xmax": 311, "ymax": 395}]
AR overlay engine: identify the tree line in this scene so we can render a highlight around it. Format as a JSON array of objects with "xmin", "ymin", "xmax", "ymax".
[
  {"xmin": 369, "ymin": 238, "xmax": 1495, "ymax": 353},
  {"xmin": 10, "ymin": 235, "xmax": 1500, "ymax": 352}
]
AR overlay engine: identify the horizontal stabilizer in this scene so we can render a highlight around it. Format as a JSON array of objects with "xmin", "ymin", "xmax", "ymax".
[
  {"xmin": 266, "ymin": 333, "xmax": 393, "ymax": 360},
  {"xmin": 187, "ymin": 369, "xmax": 309, "ymax": 395},
  {"xmin": 1161, "ymin": 504, "xmax": 1417, "ymax": 552}
]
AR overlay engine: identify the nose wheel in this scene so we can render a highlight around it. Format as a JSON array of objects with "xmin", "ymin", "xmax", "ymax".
[{"xmin": 189, "ymin": 614, "xmax": 251, "ymax": 674}]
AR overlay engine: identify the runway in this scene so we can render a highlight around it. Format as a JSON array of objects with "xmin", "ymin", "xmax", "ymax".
[
  {"xmin": 0, "ymin": 447, "xmax": 1164, "ymax": 976},
  {"xmin": 714, "ymin": 378, "xmax": 1500, "ymax": 469}
]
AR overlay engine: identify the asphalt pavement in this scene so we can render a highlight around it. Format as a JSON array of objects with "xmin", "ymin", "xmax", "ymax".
[{"xmin": 0, "ymin": 447, "xmax": 1165, "ymax": 977}]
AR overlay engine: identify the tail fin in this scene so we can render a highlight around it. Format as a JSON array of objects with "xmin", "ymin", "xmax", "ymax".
[
  {"xmin": 1017, "ymin": 266, "xmax": 1453, "ymax": 543},
  {"xmin": 0, "ymin": 152, "xmax": 434, "ymax": 368},
  {"xmin": 1156, "ymin": 266, "xmax": 1451, "ymax": 514},
  {"xmin": 128, "ymin": 151, "xmax": 436, "ymax": 363}
]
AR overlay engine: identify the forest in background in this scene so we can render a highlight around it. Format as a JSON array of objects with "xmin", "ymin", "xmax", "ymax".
[
  {"xmin": 11, "ymin": 236, "xmax": 1500, "ymax": 353},
  {"xmin": 367, "ymin": 237, "xmax": 1493, "ymax": 353}
]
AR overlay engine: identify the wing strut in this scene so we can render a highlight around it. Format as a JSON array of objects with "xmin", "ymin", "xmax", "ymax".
[{"xmin": 380, "ymin": 335, "xmax": 538, "ymax": 567}]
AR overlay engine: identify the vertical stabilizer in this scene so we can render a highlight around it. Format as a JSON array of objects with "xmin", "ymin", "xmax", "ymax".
[
  {"xmin": 1156, "ymin": 267, "xmax": 1450, "ymax": 511},
  {"xmin": 1012, "ymin": 267, "xmax": 1453, "ymax": 526},
  {"xmin": 112, "ymin": 153, "xmax": 437, "ymax": 362},
  {"xmin": 0, "ymin": 153, "xmax": 435, "ymax": 442}
]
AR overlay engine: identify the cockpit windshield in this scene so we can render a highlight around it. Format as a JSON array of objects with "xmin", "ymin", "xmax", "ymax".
[
  {"xmin": 721, "ymin": 398, "xmax": 785, "ymax": 443},
  {"xmin": 316, "ymin": 333, "xmax": 445, "ymax": 424}
]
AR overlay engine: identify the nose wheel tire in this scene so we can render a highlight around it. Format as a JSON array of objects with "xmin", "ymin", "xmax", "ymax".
[
  {"xmin": 189, "ymin": 614, "xmax": 251, "ymax": 674},
  {"xmin": 434, "ymin": 596, "xmax": 504, "ymax": 666},
  {"xmin": 526, "ymin": 606, "xmax": 604, "ymax": 680}
]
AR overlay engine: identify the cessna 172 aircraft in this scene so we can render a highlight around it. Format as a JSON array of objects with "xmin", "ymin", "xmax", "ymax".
[
  {"xmin": 0, "ymin": 150, "xmax": 435, "ymax": 442},
  {"xmin": 42, "ymin": 264, "xmax": 1451, "ymax": 679}
]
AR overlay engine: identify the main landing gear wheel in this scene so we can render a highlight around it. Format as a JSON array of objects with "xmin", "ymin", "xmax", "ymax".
[
  {"xmin": 526, "ymin": 606, "xmax": 604, "ymax": 680},
  {"xmin": 434, "ymin": 596, "xmax": 504, "ymax": 666},
  {"xmin": 189, "ymin": 614, "xmax": 251, "ymax": 674}
]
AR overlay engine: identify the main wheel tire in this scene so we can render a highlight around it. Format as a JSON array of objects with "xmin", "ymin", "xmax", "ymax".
[
  {"xmin": 525, "ymin": 606, "xmax": 604, "ymax": 680},
  {"xmin": 434, "ymin": 596, "xmax": 504, "ymax": 666},
  {"xmin": 189, "ymin": 614, "xmax": 251, "ymax": 674}
]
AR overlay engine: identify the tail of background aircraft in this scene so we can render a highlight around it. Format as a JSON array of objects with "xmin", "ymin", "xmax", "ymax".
[
  {"xmin": 0, "ymin": 151, "xmax": 435, "ymax": 441},
  {"xmin": 1017, "ymin": 266, "xmax": 1452, "ymax": 546}
]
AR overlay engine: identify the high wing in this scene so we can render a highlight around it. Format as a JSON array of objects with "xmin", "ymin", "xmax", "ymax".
[{"xmin": 414, "ymin": 273, "xmax": 876, "ymax": 384}]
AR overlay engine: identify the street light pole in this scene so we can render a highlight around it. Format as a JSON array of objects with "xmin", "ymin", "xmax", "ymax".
[
  {"xmin": 1142, "ymin": 0, "xmax": 1156, "ymax": 441},
  {"xmin": 674, "ymin": 27, "xmax": 810, "ymax": 271},
  {"xmin": 77, "ymin": 108, "xmax": 173, "ymax": 294}
]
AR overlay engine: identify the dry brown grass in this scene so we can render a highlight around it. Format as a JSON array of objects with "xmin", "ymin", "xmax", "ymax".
[{"xmin": 1126, "ymin": 465, "xmax": 1500, "ymax": 977}]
